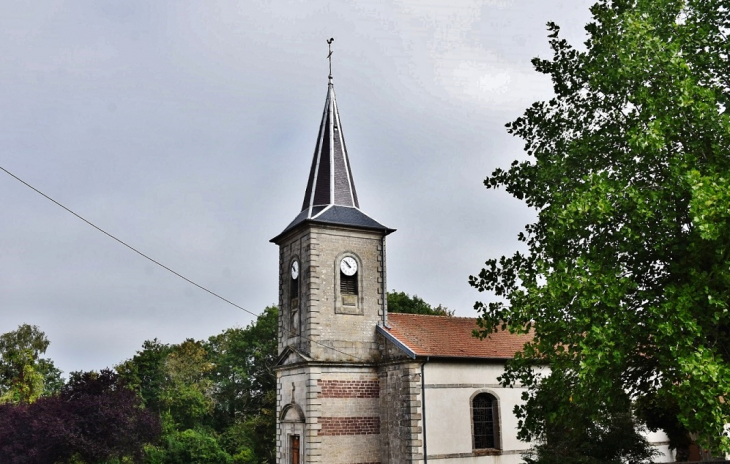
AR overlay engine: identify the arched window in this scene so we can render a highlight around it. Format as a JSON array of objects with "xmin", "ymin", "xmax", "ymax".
[
  {"xmin": 289, "ymin": 259, "xmax": 300, "ymax": 336},
  {"xmin": 290, "ymin": 273, "xmax": 299, "ymax": 306},
  {"xmin": 472, "ymin": 392, "xmax": 499, "ymax": 450},
  {"xmin": 335, "ymin": 253, "xmax": 363, "ymax": 315}
]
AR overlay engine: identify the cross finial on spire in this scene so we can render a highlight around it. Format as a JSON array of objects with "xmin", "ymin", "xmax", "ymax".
[{"xmin": 327, "ymin": 38, "xmax": 334, "ymax": 80}]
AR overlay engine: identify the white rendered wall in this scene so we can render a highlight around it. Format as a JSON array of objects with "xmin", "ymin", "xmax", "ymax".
[
  {"xmin": 423, "ymin": 361, "xmax": 529, "ymax": 462},
  {"xmin": 645, "ymin": 430, "xmax": 674, "ymax": 463},
  {"xmin": 422, "ymin": 361, "xmax": 673, "ymax": 463}
]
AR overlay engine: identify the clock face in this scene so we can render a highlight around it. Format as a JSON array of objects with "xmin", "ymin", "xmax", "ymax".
[
  {"xmin": 340, "ymin": 256, "xmax": 358, "ymax": 276},
  {"xmin": 291, "ymin": 260, "xmax": 299, "ymax": 280}
]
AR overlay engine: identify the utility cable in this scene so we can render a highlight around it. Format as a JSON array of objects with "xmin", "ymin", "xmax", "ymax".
[{"xmin": 0, "ymin": 165, "xmax": 365, "ymax": 362}]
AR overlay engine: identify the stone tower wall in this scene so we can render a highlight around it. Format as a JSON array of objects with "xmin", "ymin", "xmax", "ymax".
[
  {"xmin": 275, "ymin": 222, "xmax": 387, "ymax": 463},
  {"xmin": 277, "ymin": 223, "xmax": 386, "ymax": 362}
]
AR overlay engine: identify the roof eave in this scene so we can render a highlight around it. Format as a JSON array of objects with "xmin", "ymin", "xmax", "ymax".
[
  {"xmin": 376, "ymin": 325, "xmax": 416, "ymax": 359},
  {"xmin": 413, "ymin": 355, "xmax": 513, "ymax": 362},
  {"xmin": 307, "ymin": 219, "xmax": 396, "ymax": 236},
  {"xmin": 271, "ymin": 217, "xmax": 396, "ymax": 244}
]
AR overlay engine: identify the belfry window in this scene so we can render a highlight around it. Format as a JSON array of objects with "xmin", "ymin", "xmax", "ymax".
[
  {"xmin": 473, "ymin": 393, "xmax": 499, "ymax": 449},
  {"xmin": 289, "ymin": 259, "xmax": 300, "ymax": 307},
  {"xmin": 340, "ymin": 273, "xmax": 357, "ymax": 295},
  {"xmin": 290, "ymin": 275, "xmax": 299, "ymax": 304},
  {"xmin": 339, "ymin": 256, "xmax": 359, "ymax": 308},
  {"xmin": 289, "ymin": 259, "xmax": 300, "ymax": 335}
]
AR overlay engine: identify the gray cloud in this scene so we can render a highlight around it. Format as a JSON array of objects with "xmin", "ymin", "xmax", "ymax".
[{"xmin": 0, "ymin": 0, "xmax": 594, "ymax": 375}]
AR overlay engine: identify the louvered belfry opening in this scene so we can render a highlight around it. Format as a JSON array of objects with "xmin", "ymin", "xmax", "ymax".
[
  {"xmin": 290, "ymin": 275, "xmax": 299, "ymax": 304},
  {"xmin": 473, "ymin": 393, "xmax": 496, "ymax": 449},
  {"xmin": 340, "ymin": 272, "xmax": 358, "ymax": 295}
]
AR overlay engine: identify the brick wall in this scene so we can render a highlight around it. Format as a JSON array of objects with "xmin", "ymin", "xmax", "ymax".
[
  {"xmin": 317, "ymin": 369, "xmax": 382, "ymax": 462},
  {"xmin": 319, "ymin": 416, "xmax": 381, "ymax": 436},
  {"xmin": 319, "ymin": 380, "xmax": 380, "ymax": 398}
]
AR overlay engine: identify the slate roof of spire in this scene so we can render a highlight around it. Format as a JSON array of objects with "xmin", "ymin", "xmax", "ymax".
[
  {"xmin": 302, "ymin": 77, "xmax": 358, "ymax": 211},
  {"xmin": 271, "ymin": 78, "xmax": 394, "ymax": 243}
]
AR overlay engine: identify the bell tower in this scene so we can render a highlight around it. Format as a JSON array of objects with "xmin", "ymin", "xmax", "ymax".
[{"xmin": 271, "ymin": 54, "xmax": 394, "ymax": 463}]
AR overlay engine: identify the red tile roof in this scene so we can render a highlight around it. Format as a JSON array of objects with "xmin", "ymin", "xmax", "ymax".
[{"xmin": 383, "ymin": 313, "xmax": 532, "ymax": 359}]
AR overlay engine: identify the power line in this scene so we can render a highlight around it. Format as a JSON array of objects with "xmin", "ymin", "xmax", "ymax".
[{"xmin": 0, "ymin": 165, "xmax": 365, "ymax": 362}]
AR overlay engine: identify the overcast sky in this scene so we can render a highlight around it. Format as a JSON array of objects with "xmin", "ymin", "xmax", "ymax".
[{"xmin": 1, "ymin": 0, "xmax": 595, "ymax": 375}]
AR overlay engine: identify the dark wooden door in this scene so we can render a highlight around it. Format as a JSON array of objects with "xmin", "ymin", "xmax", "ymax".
[{"xmin": 291, "ymin": 435, "xmax": 300, "ymax": 464}]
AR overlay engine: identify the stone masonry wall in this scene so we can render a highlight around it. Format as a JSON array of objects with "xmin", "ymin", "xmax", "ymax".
[
  {"xmin": 379, "ymin": 362, "xmax": 424, "ymax": 464},
  {"xmin": 277, "ymin": 228, "xmax": 310, "ymax": 355},
  {"xmin": 308, "ymin": 225, "xmax": 385, "ymax": 362},
  {"xmin": 275, "ymin": 222, "xmax": 388, "ymax": 463},
  {"xmin": 277, "ymin": 366, "xmax": 313, "ymax": 463},
  {"xmin": 276, "ymin": 223, "xmax": 386, "ymax": 362}
]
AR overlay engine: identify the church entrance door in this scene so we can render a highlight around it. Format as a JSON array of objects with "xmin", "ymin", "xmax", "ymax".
[{"xmin": 290, "ymin": 434, "xmax": 300, "ymax": 464}]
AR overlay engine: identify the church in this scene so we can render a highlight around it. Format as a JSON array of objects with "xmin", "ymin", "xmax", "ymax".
[{"xmin": 270, "ymin": 73, "xmax": 674, "ymax": 464}]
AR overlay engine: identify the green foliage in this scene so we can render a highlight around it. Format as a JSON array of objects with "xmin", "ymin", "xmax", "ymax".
[
  {"xmin": 0, "ymin": 324, "xmax": 63, "ymax": 404},
  {"xmin": 0, "ymin": 368, "xmax": 160, "ymax": 463},
  {"xmin": 118, "ymin": 306, "xmax": 278, "ymax": 464},
  {"xmin": 634, "ymin": 392, "xmax": 694, "ymax": 461},
  {"xmin": 469, "ymin": 0, "xmax": 730, "ymax": 458},
  {"xmin": 387, "ymin": 291, "xmax": 453, "ymax": 316},
  {"xmin": 160, "ymin": 339, "xmax": 216, "ymax": 431},
  {"xmin": 38, "ymin": 357, "xmax": 64, "ymax": 396},
  {"xmin": 208, "ymin": 306, "xmax": 278, "ymax": 463},
  {"xmin": 145, "ymin": 429, "xmax": 232, "ymax": 464},
  {"xmin": 0, "ymin": 308, "xmax": 278, "ymax": 464},
  {"xmin": 521, "ymin": 371, "xmax": 657, "ymax": 464},
  {"xmin": 116, "ymin": 339, "xmax": 172, "ymax": 413}
]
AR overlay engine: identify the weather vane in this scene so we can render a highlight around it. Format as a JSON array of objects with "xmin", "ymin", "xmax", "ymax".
[{"xmin": 327, "ymin": 38, "xmax": 334, "ymax": 79}]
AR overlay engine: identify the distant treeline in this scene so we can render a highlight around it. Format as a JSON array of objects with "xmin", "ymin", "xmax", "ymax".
[
  {"xmin": 0, "ymin": 306, "xmax": 277, "ymax": 464},
  {"xmin": 0, "ymin": 291, "xmax": 442, "ymax": 463}
]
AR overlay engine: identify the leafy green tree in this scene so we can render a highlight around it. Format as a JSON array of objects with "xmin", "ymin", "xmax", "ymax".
[
  {"xmin": 521, "ymin": 371, "xmax": 657, "ymax": 464},
  {"xmin": 0, "ymin": 324, "xmax": 63, "ymax": 404},
  {"xmin": 116, "ymin": 339, "xmax": 172, "ymax": 414},
  {"xmin": 160, "ymin": 339, "xmax": 216, "ymax": 431},
  {"xmin": 387, "ymin": 291, "xmax": 453, "ymax": 316},
  {"xmin": 123, "ymin": 307, "xmax": 279, "ymax": 463},
  {"xmin": 0, "ymin": 369, "xmax": 160, "ymax": 463},
  {"xmin": 120, "ymin": 338, "xmax": 217, "ymax": 432},
  {"xmin": 634, "ymin": 392, "xmax": 694, "ymax": 461},
  {"xmin": 126, "ymin": 339, "xmax": 225, "ymax": 462},
  {"xmin": 208, "ymin": 306, "xmax": 278, "ymax": 463},
  {"xmin": 145, "ymin": 429, "xmax": 232, "ymax": 464},
  {"xmin": 469, "ymin": 0, "xmax": 730, "ymax": 457}
]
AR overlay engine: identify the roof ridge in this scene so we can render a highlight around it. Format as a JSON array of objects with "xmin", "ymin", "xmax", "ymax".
[
  {"xmin": 389, "ymin": 313, "xmax": 478, "ymax": 321},
  {"xmin": 311, "ymin": 204, "xmax": 333, "ymax": 220}
]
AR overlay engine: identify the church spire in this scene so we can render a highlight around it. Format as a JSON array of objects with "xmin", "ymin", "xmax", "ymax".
[
  {"xmin": 300, "ymin": 71, "xmax": 360, "ymax": 214},
  {"xmin": 271, "ymin": 42, "xmax": 394, "ymax": 243}
]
